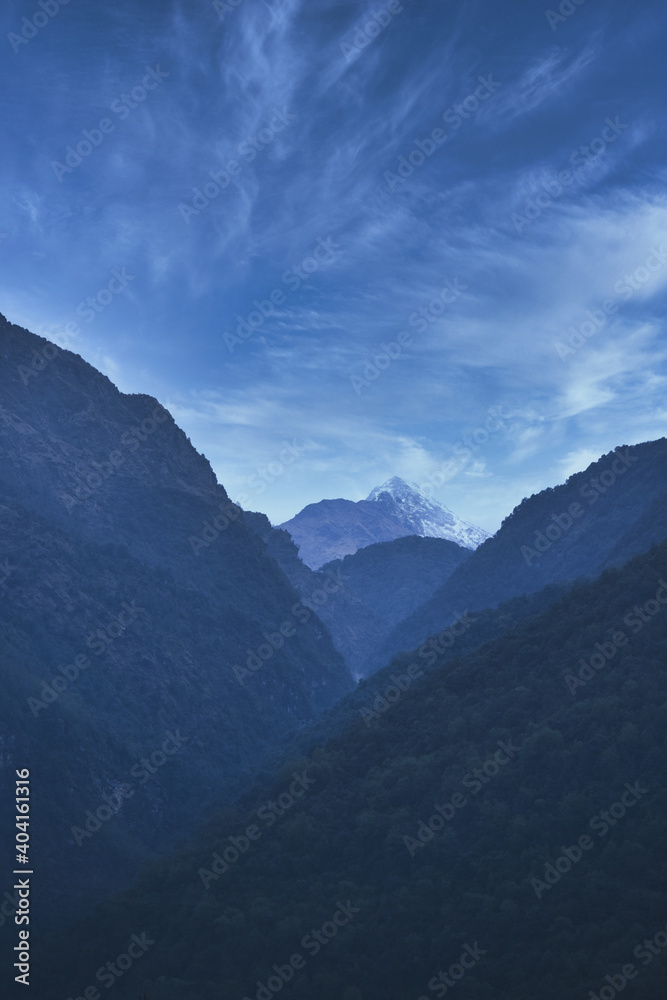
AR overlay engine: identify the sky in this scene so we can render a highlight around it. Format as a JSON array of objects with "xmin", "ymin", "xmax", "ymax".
[{"xmin": 1, "ymin": 0, "xmax": 667, "ymax": 531}]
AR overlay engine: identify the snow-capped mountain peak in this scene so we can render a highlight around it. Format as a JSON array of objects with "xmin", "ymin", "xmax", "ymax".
[
  {"xmin": 366, "ymin": 477, "xmax": 489, "ymax": 550},
  {"xmin": 279, "ymin": 476, "xmax": 489, "ymax": 568}
]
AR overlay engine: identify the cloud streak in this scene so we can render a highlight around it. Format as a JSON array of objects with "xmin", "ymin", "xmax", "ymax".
[{"xmin": 1, "ymin": 0, "xmax": 666, "ymax": 530}]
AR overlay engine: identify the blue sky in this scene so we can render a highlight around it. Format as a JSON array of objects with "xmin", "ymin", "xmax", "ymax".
[{"xmin": 2, "ymin": 0, "xmax": 666, "ymax": 531}]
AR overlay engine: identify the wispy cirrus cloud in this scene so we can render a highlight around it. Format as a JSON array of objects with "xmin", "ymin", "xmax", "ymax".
[{"xmin": 1, "ymin": 0, "xmax": 666, "ymax": 529}]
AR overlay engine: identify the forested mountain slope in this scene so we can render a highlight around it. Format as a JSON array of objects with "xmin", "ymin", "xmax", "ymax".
[
  {"xmin": 375, "ymin": 438, "xmax": 667, "ymax": 670},
  {"xmin": 247, "ymin": 513, "xmax": 470, "ymax": 677},
  {"xmin": 0, "ymin": 315, "xmax": 353, "ymax": 927},
  {"xmin": 36, "ymin": 539, "xmax": 667, "ymax": 1000}
]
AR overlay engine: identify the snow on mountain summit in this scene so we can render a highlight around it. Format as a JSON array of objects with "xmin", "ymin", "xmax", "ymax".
[
  {"xmin": 279, "ymin": 476, "xmax": 489, "ymax": 568},
  {"xmin": 365, "ymin": 477, "xmax": 490, "ymax": 550}
]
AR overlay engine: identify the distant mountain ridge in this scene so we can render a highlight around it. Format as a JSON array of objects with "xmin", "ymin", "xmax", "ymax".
[{"xmin": 279, "ymin": 476, "xmax": 489, "ymax": 569}]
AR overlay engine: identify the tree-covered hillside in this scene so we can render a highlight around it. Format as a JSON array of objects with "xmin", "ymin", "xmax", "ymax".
[
  {"xmin": 0, "ymin": 316, "xmax": 353, "ymax": 930},
  {"xmin": 376, "ymin": 438, "xmax": 667, "ymax": 670},
  {"xmin": 247, "ymin": 515, "xmax": 471, "ymax": 677},
  {"xmin": 36, "ymin": 540, "xmax": 667, "ymax": 1000},
  {"xmin": 321, "ymin": 534, "xmax": 470, "ymax": 629}
]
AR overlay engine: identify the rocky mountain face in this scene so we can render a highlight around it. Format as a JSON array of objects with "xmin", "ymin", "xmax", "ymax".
[
  {"xmin": 279, "ymin": 477, "xmax": 489, "ymax": 569},
  {"xmin": 0, "ymin": 313, "xmax": 354, "ymax": 926},
  {"xmin": 366, "ymin": 476, "xmax": 490, "ymax": 548}
]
